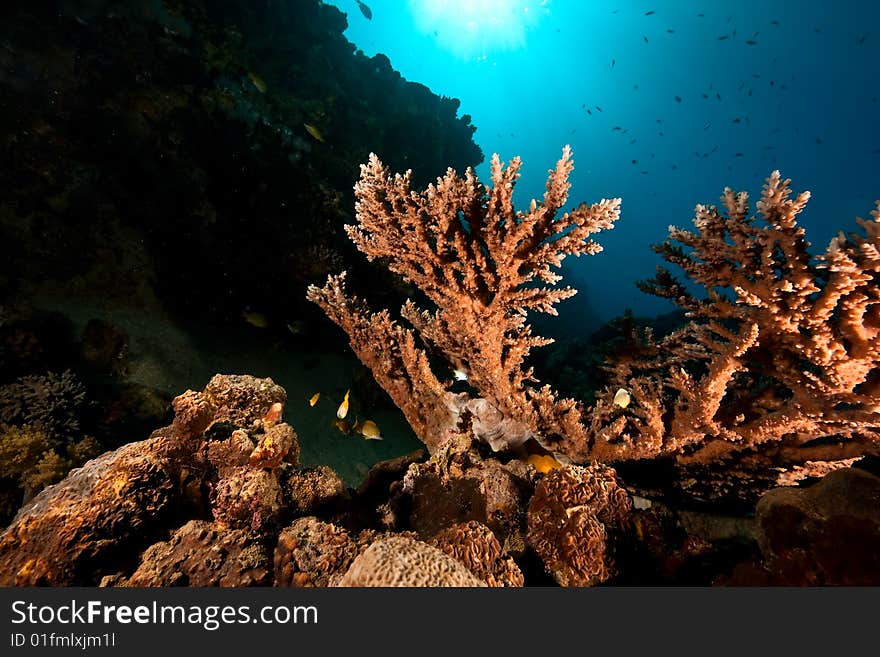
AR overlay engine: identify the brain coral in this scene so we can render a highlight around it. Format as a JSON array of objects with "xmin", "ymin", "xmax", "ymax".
[
  {"xmin": 337, "ymin": 536, "xmax": 486, "ymax": 587},
  {"xmin": 527, "ymin": 463, "xmax": 632, "ymax": 586}
]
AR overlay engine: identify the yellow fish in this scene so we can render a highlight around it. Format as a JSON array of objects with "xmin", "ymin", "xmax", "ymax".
[
  {"xmin": 304, "ymin": 123, "xmax": 325, "ymax": 143},
  {"xmin": 613, "ymin": 387, "xmax": 632, "ymax": 408},
  {"xmin": 336, "ymin": 389, "xmax": 350, "ymax": 419},
  {"xmin": 248, "ymin": 71, "xmax": 267, "ymax": 93},
  {"xmin": 334, "ymin": 418, "xmax": 351, "ymax": 434},
  {"xmin": 358, "ymin": 419, "xmax": 382, "ymax": 441},
  {"xmin": 525, "ymin": 454, "xmax": 562, "ymax": 474},
  {"xmin": 242, "ymin": 311, "xmax": 269, "ymax": 328},
  {"xmin": 309, "ymin": 392, "xmax": 320, "ymax": 407}
]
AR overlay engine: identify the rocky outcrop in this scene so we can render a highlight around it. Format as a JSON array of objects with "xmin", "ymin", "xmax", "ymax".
[
  {"xmin": 754, "ymin": 467, "xmax": 880, "ymax": 585},
  {"xmin": 123, "ymin": 520, "xmax": 272, "ymax": 587},
  {"xmin": 0, "ymin": 373, "xmax": 297, "ymax": 585}
]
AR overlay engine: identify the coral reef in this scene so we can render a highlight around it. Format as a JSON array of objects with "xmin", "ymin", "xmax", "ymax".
[
  {"xmin": 395, "ymin": 433, "xmax": 535, "ymax": 555},
  {"xmin": 309, "ymin": 151, "xmax": 880, "ymax": 501},
  {"xmin": 122, "ymin": 520, "xmax": 272, "ymax": 587},
  {"xmin": 0, "ymin": 434, "xmax": 180, "ymax": 585},
  {"xmin": 527, "ymin": 464, "xmax": 632, "ymax": 586},
  {"xmin": 0, "ymin": 370, "xmax": 87, "ymax": 439},
  {"xmin": 336, "ymin": 535, "xmax": 487, "ymax": 587},
  {"xmin": 308, "ymin": 146, "xmax": 620, "ymax": 454},
  {"xmin": 431, "ymin": 520, "xmax": 524, "ymax": 587},
  {"xmin": 273, "ymin": 517, "xmax": 362, "ymax": 587},
  {"xmin": 595, "ymin": 174, "xmax": 880, "ymax": 484},
  {"xmin": 284, "ymin": 466, "xmax": 348, "ymax": 517},
  {"xmin": 2, "ymin": 372, "xmax": 878, "ymax": 586}
]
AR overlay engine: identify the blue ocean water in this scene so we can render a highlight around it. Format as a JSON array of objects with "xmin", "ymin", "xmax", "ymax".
[{"xmin": 327, "ymin": 0, "xmax": 880, "ymax": 330}]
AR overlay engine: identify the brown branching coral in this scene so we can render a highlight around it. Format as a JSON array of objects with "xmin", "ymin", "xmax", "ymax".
[
  {"xmin": 309, "ymin": 150, "xmax": 880, "ymax": 498},
  {"xmin": 598, "ymin": 173, "xmax": 880, "ymax": 478},
  {"xmin": 308, "ymin": 146, "xmax": 621, "ymax": 453}
]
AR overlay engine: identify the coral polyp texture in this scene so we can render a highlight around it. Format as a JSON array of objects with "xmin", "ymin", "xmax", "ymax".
[
  {"xmin": 309, "ymin": 152, "xmax": 880, "ymax": 499},
  {"xmin": 527, "ymin": 464, "xmax": 632, "ymax": 586},
  {"xmin": 336, "ymin": 535, "xmax": 487, "ymax": 587}
]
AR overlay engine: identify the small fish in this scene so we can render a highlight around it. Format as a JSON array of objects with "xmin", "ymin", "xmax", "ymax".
[
  {"xmin": 526, "ymin": 454, "xmax": 562, "ymax": 474},
  {"xmin": 359, "ymin": 419, "xmax": 383, "ymax": 440},
  {"xmin": 243, "ymin": 311, "xmax": 269, "ymax": 328},
  {"xmin": 334, "ymin": 419, "xmax": 352, "ymax": 434},
  {"xmin": 356, "ymin": 0, "xmax": 372, "ymax": 20},
  {"xmin": 286, "ymin": 320, "xmax": 307, "ymax": 336},
  {"xmin": 718, "ymin": 35, "xmax": 729, "ymax": 41},
  {"xmin": 643, "ymin": 35, "xmax": 649, "ymax": 43},
  {"xmin": 337, "ymin": 390, "xmax": 350, "ymax": 419},
  {"xmin": 304, "ymin": 123, "xmax": 325, "ymax": 142},
  {"xmin": 263, "ymin": 402, "xmax": 283, "ymax": 428},
  {"xmin": 453, "ymin": 368, "xmax": 468, "ymax": 381},
  {"xmin": 248, "ymin": 71, "xmax": 267, "ymax": 93},
  {"xmin": 611, "ymin": 58, "xmax": 615, "ymax": 67},
  {"xmin": 309, "ymin": 392, "xmax": 320, "ymax": 407},
  {"xmin": 645, "ymin": 10, "xmax": 655, "ymax": 16},
  {"xmin": 596, "ymin": 105, "xmax": 603, "ymax": 112},
  {"xmin": 674, "ymin": 95, "xmax": 682, "ymax": 103},
  {"xmin": 745, "ymin": 40, "xmax": 757, "ymax": 45},
  {"xmin": 613, "ymin": 388, "xmax": 632, "ymax": 408}
]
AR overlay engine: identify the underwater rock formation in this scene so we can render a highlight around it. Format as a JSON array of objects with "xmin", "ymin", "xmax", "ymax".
[
  {"xmin": 753, "ymin": 467, "xmax": 880, "ymax": 585},
  {"xmin": 337, "ymin": 535, "xmax": 487, "ymax": 587},
  {"xmin": 309, "ymin": 150, "xmax": 880, "ymax": 501},
  {"xmin": 394, "ymin": 433, "xmax": 536, "ymax": 555},
  {"xmin": 1, "ymin": 0, "xmax": 481, "ymax": 333},
  {"xmin": 0, "ymin": 373, "xmax": 296, "ymax": 585},
  {"xmin": 0, "ymin": 373, "xmax": 522, "ymax": 587},
  {"xmin": 122, "ymin": 520, "xmax": 272, "ymax": 587}
]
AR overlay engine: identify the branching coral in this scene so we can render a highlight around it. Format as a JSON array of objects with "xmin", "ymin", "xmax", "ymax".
[
  {"xmin": 308, "ymin": 146, "xmax": 620, "ymax": 452},
  {"xmin": 595, "ymin": 173, "xmax": 880, "ymax": 476},
  {"xmin": 309, "ymin": 150, "xmax": 880, "ymax": 497},
  {"xmin": 0, "ymin": 370, "xmax": 87, "ymax": 440}
]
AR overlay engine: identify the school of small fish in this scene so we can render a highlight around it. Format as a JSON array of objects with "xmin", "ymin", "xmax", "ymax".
[
  {"xmin": 568, "ymin": 10, "xmax": 876, "ymax": 175},
  {"xmin": 308, "ymin": 388, "xmax": 383, "ymax": 441}
]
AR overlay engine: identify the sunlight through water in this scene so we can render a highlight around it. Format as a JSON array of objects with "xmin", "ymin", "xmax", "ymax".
[{"xmin": 408, "ymin": 0, "xmax": 550, "ymax": 60}]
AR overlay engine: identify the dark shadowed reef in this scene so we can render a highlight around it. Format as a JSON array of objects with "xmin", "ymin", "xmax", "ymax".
[{"xmin": 0, "ymin": 0, "xmax": 480, "ymax": 524}]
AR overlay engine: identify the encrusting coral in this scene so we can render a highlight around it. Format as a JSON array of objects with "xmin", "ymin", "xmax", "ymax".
[{"xmin": 309, "ymin": 150, "xmax": 880, "ymax": 498}]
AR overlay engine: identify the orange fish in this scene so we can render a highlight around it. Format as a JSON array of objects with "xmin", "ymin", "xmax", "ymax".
[
  {"xmin": 525, "ymin": 454, "xmax": 562, "ymax": 474},
  {"xmin": 263, "ymin": 402, "xmax": 283, "ymax": 428}
]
